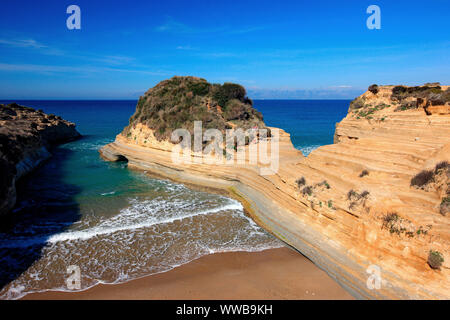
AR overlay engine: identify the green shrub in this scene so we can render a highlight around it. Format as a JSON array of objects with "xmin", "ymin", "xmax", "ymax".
[
  {"xmin": 223, "ymin": 99, "xmax": 250, "ymax": 121},
  {"xmin": 383, "ymin": 212, "xmax": 399, "ymax": 223},
  {"xmin": 382, "ymin": 213, "xmax": 400, "ymax": 234},
  {"xmin": 327, "ymin": 200, "xmax": 333, "ymax": 208},
  {"xmin": 434, "ymin": 161, "xmax": 449, "ymax": 173},
  {"xmin": 315, "ymin": 180, "xmax": 330, "ymax": 189},
  {"xmin": 428, "ymin": 250, "xmax": 444, "ymax": 270},
  {"xmin": 348, "ymin": 201, "xmax": 357, "ymax": 210},
  {"xmin": 416, "ymin": 226, "xmax": 428, "ymax": 236},
  {"xmin": 368, "ymin": 84, "xmax": 379, "ymax": 94},
  {"xmin": 359, "ymin": 170, "xmax": 369, "ymax": 178},
  {"xmin": 440, "ymin": 197, "xmax": 450, "ymax": 216},
  {"xmin": 296, "ymin": 177, "xmax": 306, "ymax": 188},
  {"xmin": 347, "ymin": 189, "xmax": 360, "ymax": 201},
  {"xmin": 187, "ymin": 81, "xmax": 210, "ymax": 96},
  {"xmin": 392, "ymin": 86, "xmax": 408, "ymax": 97},
  {"xmin": 392, "ymin": 85, "xmax": 446, "ymax": 105},
  {"xmin": 410, "ymin": 170, "xmax": 434, "ymax": 187},
  {"xmin": 360, "ymin": 190, "xmax": 370, "ymax": 198},
  {"xmin": 394, "ymin": 101, "xmax": 418, "ymax": 112},
  {"xmin": 212, "ymin": 82, "xmax": 247, "ymax": 108},
  {"xmin": 349, "ymin": 97, "xmax": 366, "ymax": 111},
  {"xmin": 302, "ymin": 186, "xmax": 313, "ymax": 196},
  {"xmin": 123, "ymin": 76, "xmax": 266, "ymax": 143}
]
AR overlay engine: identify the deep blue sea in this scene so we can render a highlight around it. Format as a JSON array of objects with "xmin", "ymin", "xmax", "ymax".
[
  {"xmin": 255, "ymin": 100, "xmax": 350, "ymax": 155},
  {"xmin": 0, "ymin": 99, "xmax": 349, "ymax": 299}
]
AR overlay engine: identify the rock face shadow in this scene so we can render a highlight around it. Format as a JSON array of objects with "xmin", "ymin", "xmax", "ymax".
[{"xmin": 0, "ymin": 146, "xmax": 81, "ymax": 291}]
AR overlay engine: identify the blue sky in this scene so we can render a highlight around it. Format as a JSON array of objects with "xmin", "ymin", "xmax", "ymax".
[{"xmin": 0, "ymin": 0, "xmax": 449, "ymax": 99}]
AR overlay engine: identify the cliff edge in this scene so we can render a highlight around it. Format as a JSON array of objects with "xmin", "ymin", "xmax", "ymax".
[
  {"xmin": 100, "ymin": 80, "xmax": 450, "ymax": 299},
  {"xmin": 0, "ymin": 103, "xmax": 81, "ymax": 216}
]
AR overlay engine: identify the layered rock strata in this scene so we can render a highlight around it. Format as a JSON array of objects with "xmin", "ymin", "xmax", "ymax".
[
  {"xmin": 100, "ymin": 82, "xmax": 450, "ymax": 299},
  {"xmin": 0, "ymin": 103, "xmax": 80, "ymax": 216}
]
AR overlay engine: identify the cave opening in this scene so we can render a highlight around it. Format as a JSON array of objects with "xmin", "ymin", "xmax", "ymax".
[{"xmin": 116, "ymin": 155, "xmax": 128, "ymax": 163}]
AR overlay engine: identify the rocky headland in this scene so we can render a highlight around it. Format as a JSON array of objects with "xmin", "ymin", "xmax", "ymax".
[
  {"xmin": 100, "ymin": 77, "xmax": 450, "ymax": 299},
  {"xmin": 0, "ymin": 103, "xmax": 80, "ymax": 216}
]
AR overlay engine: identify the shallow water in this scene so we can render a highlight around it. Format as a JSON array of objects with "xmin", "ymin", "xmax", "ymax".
[{"xmin": 0, "ymin": 99, "xmax": 349, "ymax": 299}]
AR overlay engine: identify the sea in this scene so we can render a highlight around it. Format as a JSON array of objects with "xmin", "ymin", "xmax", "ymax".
[{"xmin": 0, "ymin": 99, "xmax": 350, "ymax": 299}]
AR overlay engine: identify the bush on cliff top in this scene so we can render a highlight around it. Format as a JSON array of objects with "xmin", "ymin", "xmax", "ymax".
[
  {"xmin": 124, "ymin": 76, "xmax": 266, "ymax": 142},
  {"xmin": 212, "ymin": 83, "xmax": 248, "ymax": 107},
  {"xmin": 392, "ymin": 85, "xmax": 449, "ymax": 106},
  {"xmin": 368, "ymin": 84, "xmax": 379, "ymax": 94}
]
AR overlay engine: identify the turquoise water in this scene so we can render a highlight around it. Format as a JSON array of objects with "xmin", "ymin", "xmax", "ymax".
[{"xmin": 0, "ymin": 99, "xmax": 349, "ymax": 299}]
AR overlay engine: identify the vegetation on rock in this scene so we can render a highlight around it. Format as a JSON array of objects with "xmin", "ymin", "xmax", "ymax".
[
  {"xmin": 411, "ymin": 162, "xmax": 449, "ymax": 188},
  {"xmin": 411, "ymin": 169, "xmax": 435, "ymax": 187},
  {"xmin": 359, "ymin": 170, "xmax": 369, "ymax": 178},
  {"xmin": 381, "ymin": 212, "xmax": 431, "ymax": 239},
  {"xmin": 391, "ymin": 85, "xmax": 448, "ymax": 104},
  {"xmin": 428, "ymin": 250, "xmax": 444, "ymax": 270},
  {"xmin": 441, "ymin": 196, "xmax": 450, "ymax": 216},
  {"xmin": 296, "ymin": 177, "xmax": 306, "ymax": 188},
  {"xmin": 368, "ymin": 84, "xmax": 379, "ymax": 94},
  {"xmin": 394, "ymin": 101, "xmax": 419, "ymax": 112},
  {"xmin": 350, "ymin": 84, "xmax": 449, "ymax": 119},
  {"xmin": 349, "ymin": 97, "xmax": 367, "ymax": 111},
  {"xmin": 123, "ymin": 76, "xmax": 268, "ymax": 143},
  {"xmin": 302, "ymin": 186, "xmax": 313, "ymax": 196},
  {"xmin": 410, "ymin": 162, "xmax": 449, "ymax": 216}
]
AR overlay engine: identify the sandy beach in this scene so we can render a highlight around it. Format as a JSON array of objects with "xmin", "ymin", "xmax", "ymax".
[{"xmin": 22, "ymin": 247, "xmax": 354, "ymax": 300}]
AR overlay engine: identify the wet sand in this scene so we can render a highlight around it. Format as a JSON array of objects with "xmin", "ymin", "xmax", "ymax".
[{"xmin": 23, "ymin": 247, "xmax": 354, "ymax": 300}]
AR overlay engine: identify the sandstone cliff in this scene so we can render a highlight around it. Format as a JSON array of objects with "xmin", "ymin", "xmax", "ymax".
[
  {"xmin": 0, "ymin": 103, "xmax": 80, "ymax": 216},
  {"xmin": 100, "ymin": 82, "xmax": 449, "ymax": 299}
]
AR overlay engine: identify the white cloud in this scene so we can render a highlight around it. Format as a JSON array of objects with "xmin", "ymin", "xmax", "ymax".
[
  {"xmin": 91, "ymin": 55, "xmax": 136, "ymax": 65},
  {"xmin": 0, "ymin": 38, "xmax": 47, "ymax": 49},
  {"xmin": 176, "ymin": 45, "xmax": 196, "ymax": 50},
  {"xmin": 156, "ymin": 18, "xmax": 194, "ymax": 33},
  {"xmin": 155, "ymin": 17, "xmax": 266, "ymax": 35},
  {"xmin": 330, "ymin": 85, "xmax": 353, "ymax": 88},
  {"xmin": 0, "ymin": 62, "xmax": 169, "ymax": 76}
]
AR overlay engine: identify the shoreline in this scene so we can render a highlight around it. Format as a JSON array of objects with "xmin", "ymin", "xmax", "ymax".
[
  {"xmin": 98, "ymin": 118, "xmax": 450, "ymax": 299},
  {"xmin": 99, "ymin": 133, "xmax": 376, "ymax": 299},
  {"xmin": 22, "ymin": 247, "xmax": 354, "ymax": 300}
]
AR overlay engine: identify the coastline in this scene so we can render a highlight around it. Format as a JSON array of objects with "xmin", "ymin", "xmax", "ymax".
[
  {"xmin": 22, "ymin": 247, "xmax": 354, "ymax": 300},
  {"xmin": 99, "ymin": 130, "xmax": 376, "ymax": 299},
  {"xmin": 0, "ymin": 103, "xmax": 80, "ymax": 216},
  {"xmin": 98, "ymin": 84, "xmax": 450, "ymax": 300}
]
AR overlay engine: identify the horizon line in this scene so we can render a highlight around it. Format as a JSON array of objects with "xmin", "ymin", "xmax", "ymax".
[{"xmin": 0, "ymin": 98, "xmax": 354, "ymax": 101}]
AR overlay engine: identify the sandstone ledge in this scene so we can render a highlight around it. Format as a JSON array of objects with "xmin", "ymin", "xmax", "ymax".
[{"xmin": 100, "ymin": 85, "xmax": 450, "ymax": 299}]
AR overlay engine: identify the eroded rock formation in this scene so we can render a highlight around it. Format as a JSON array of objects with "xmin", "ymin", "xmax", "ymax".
[
  {"xmin": 100, "ymin": 82, "xmax": 450, "ymax": 299},
  {"xmin": 0, "ymin": 103, "xmax": 80, "ymax": 216}
]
